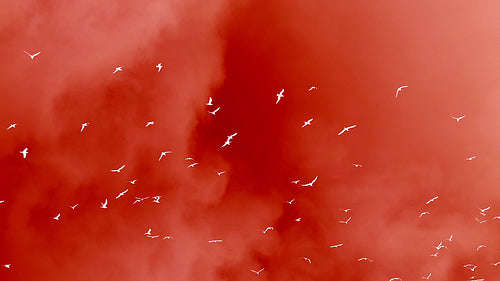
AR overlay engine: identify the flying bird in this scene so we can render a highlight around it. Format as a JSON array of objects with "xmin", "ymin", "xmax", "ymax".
[
  {"xmin": 208, "ymin": 240, "xmax": 223, "ymax": 243},
  {"xmin": 276, "ymin": 89, "xmax": 284, "ymax": 104},
  {"xmin": 450, "ymin": 115, "xmax": 466, "ymax": 122},
  {"xmin": 302, "ymin": 257, "xmax": 312, "ymax": 264},
  {"xmin": 80, "ymin": 122, "xmax": 89, "ymax": 132},
  {"xmin": 476, "ymin": 245, "xmax": 487, "ymax": 251},
  {"xmin": 338, "ymin": 125, "xmax": 357, "ymax": 135},
  {"xmin": 208, "ymin": 107, "xmax": 220, "ymax": 115},
  {"xmin": 187, "ymin": 163, "xmax": 199, "ymax": 168},
  {"xmin": 20, "ymin": 148, "xmax": 28, "ymax": 159},
  {"xmin": 115, "ymin": 189, "xmax": 128, "ymax": 199},
  {"xmin": 0, "ymin": 200, "xmax": 4, "ymax": 204},
  {"xmin": 358, "ymin": 257, "xmax": 374, "ymax": 262},
  {"xmin": 339, "ymin": 208, "xmax": 351, "ymax": 213},
  {"xmin": 250, "ymin": 268, "xmax": 264, "ymax": 275},
  {"xmin": 430, "ymin": 252, "xmax": 439, "ymax": 257},
  {"xmin": 389, "ymin": 278, "xmax": 402, "ymax": 281},
  {"xmin": 156, "ymin": 63, "xmax": 162, "ymax": 72},
  {"xmin": 24, "ymin": 51, "xmax": 40, "ymax": 59},
  {"xmin": 475, "ymin": 217, "xmax": 487, "ymax": 224},
  {"xmin": 478, "ymin": 206, "xmax": 490, "ymax": 213},
  {"xmin": 53, "ymin": 213, "xmax": 60, "ymax": 220},
  {"xmin": 133, "ymin": 197, "xmax": 149, "ymax": 205},
  {"xmin": 110, "ymin": 164, "xmax": 125, "ymax": 173},
  {"xmin": 129, "ymin": 179, "xmax": 137, "ymax": 184},
  {"xmin": 463, "ymin": 264, "xmax": 477, "ymax": 271},
  {"xmin": 263, "ymin": 227, "xmax": 274, "ymax": 234},
  {"xmin": 395, "ymin": 85, "xmax": 408, "ymax": 98},
  {"xmin": 152, "ymin": 196, "xmax": 161, "ymax": 203},
  {"xmin": 339, "ymin": 217, "xmax": 351, "ymax": 224},
  {"xmin": 3, "ymin": 264, "xmax": 11, "ymax": 269},
  {"xmin": 7, "ymin": 124, "xmax": 16, "ymax": 130},
  {"xmin": 158, "ymin": 151, "xmax": 172, "ymax": 161},
  {"xmin": 221, "ymin": 132, "xmax": 237, "ymax": 147},
  {"xmin": 291, "ymin": 180, "xmax": 300, "ymax": 184},
  {"xmin": 145, "ymin": 229, "xmax": 152, "ymax": 236},
  {"xmin": 466, "ymin": 156, "xmax": 477, "ymax": 161},
  {"xmin": 100, "ymin": 199, "xmax": 108, "ymax": 209},
  {"xmin": 206, "ymin": 97, "xmax": 213, "ymax": 106},
  {"xmin": 434, "ymin": 241, "xmax": 447, "ymax": 250},
  {"xmin": 145, "ymin": 121, "xmax": 154, "ymax": 127},
  {"xmin": 447, "ymin": 234, "xmax": 453, "ymax": 242},
  {"xmin": 217, "ymin": 171, "xmax": 226, "ymax": 176},
  {"xmin": 426, "ymin": 196, "xmax": 439, "ymax": 204},
  {"xmin": 285, "ymin": 198, "xmax": 295, "ymax": 205},
  {"xmin": 329, "ymin": 243, "xmax": 343, "ymax": 248},
  {"xmin": 295, "ymin": 218, "xmax": 302, "ymax": 222},
  {"xmin": 420, "ymin": 273, "xmax": 432, "ymax": 280},
  {"xmin": 308, "ymin": 86, "xmax": 317, "ymax": 91},
  {"xmin": 302, "ymin": 118, "xmax": 313, "ymax": 128},
  {"xmin": 491, "ymin": 262, "xmax": 500, "ymax": 266},
  {"xmin": 69, "ymin": 204, "xmax": 78, "ymax": 210},
  {"xmin": 112, "ymin": 67, "xmax": 122, "ymax": 74},
  {"xmin": 301, "ymin": 176, "xmax": 318, "ymax": 187},
  {"xmin": 419, "ymin": 212, "xmax": 430, "ymax": 218},
  {"xmin": 163, "ymin": 236, "xmax": 173, "ymax": 240},
  {"xmin": 352, "ymin": 164, "xmax": 362, "ymax": 168}
]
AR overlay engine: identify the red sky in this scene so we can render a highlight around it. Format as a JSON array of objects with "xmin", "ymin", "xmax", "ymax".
[{"xmin": 1, "ymin": 0, "xmax": 500, "ymax": 280}]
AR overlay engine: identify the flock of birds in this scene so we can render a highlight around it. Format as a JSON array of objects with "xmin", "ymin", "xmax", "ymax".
[{"xmin": 0, "ymin": 50, "xmax": 496, "ymax": 281}]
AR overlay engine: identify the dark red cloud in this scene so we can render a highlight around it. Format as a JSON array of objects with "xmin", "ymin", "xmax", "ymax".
[{"xmin": 1, "ymin": 0, "xmax": 499, "ymax": 280}]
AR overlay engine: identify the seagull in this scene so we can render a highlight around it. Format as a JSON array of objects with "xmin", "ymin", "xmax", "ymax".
[
  {"xmin": 389, "ymin": 278, "xmax": 402, "ymax": 281},
  {"xmin": 308, "ymin": 86, "xmax": 317, "ymax": 91},
  {"xmin": 492, "ymin": 216, "xmax": 500, "ymax": 220},
  {"xmin": 329, "ymin": 243, "xmax": 343, "ymax": 248},
  {"xmin": 430, "ymin": 252, "xmax": 439, "ymax": 257},
  {"xmin": 187, "ymin": 163, "xmax": 199, "ymax": 168},
  {"xmin": 464, "ymin": 264, "xmax": 477, "ymax": 271},
  {"xmin": 3, "ymin": 264, "xmax": 11, "ymax": 269},
  {"xmin": 285, "ymin": 198, "xmax": 295, "ymax": 205},
  {"xmin": 7, "ymin": 124, "xmax": 16, "ymax": 130},
  {"xmin": 144, "ymin": 229, "xmax": 152, "ymax": 236},
  {"xmin": 185, "ymin": 157, "xmax": 194, "ymax": 161},
  {"xmin": 291, "ymin": 180, "xmax": 300, "ymax": 184},
  {"xmin": 129, "ymin": 179, "xmax": 137, "ymax": 184},
  {"xmin": 302, "ymin": 257, "xmax": 312, "ymax": 264},
  {"xmin": 152, "ymin": 196, "xmax": 161, "ymax": 203},
  {"xmin": 133, "ymin": 197, "xmax": 149, "ymax": 205},
  {"xmin": 113, "ymin": 67, "xmax": 122, "ymax": 74},
  {"xmin": 208, "ymin": 107, "xmax": 220, "ymax": 115},
  {"xmin": 476, "ymin": 245, "xmax": 487, "ymax": 251},
  {"xmin": 295, "ymin": 218, "xmax": 302, "ymax": 222},
  {"xmin": 158, "ymin": 151, "xmax": 172, "ymax": 161},
  {"xmin": 434, "ymin": 241, "xmax": 447, "ymax": 250},
  {"xmin": 421, "ymin": 273, "xmax": 432, "ymax": 280},
  {"xmin": 69, "ymin": 204, "xmax": 78, "ymax": 210},
  {"xmin": 339, "ymin": 208, "xmax": 351, "ymax": 213},
  {"xmin": 53, "ymin": 213, "xmax": 60, "ymax": 220},
  {"xmin": 358, "ymin": 257, "xmax": 374, "ymax": 262},
  {"xmin": 115, "ymin": 189, "xmax": 128, "ymax": 199},
  {"xmin": 276, "ymin": 89, "xmax": 284, "ymax": 104},
  {"xmin": 263, "ymin": 226, "xmax": 274, "ymax": 234},
  {"xmin": 478, "ymin": 206, "xmax": 490, "ymax": 213},
  {"xmin": 147, "ymin": 235, "xmax": 160, "ymax": 239},
  {"xmin": 156, "ymin": 63, "xmax": 162, "ymax": 72},
  {"xmin": 100, "ymin": 199, "xmax": 108, "ymax": 209},
  {"xmin": 24, "ymin": 51, "xmax": 40, "ymax": 59},
  {"xmin": 217, "ymin": 171, "xmax": 226, "ymax": 176},
  {"xmin": 301, "ymin": 176, "xmax": 318, "ymax": 187},
  {"xmin": 250, "ymin": 268, "xmax": 264, "ymax": 275},
  {"xmin": 426, "ymin": 196, "xmax": 439, "ymax": 205},
  {"xmin": 145, "ymin": 121, "xmax": 154, "ymax": 127},
  {"xmin": 339, "ymin": 217, "xmax": 351, "ymax": 224},
  {"xmin": 80, "ymin": 122, "xmax": 89, "ymax": 132},
  {"xmin": 208, "ymin": 240, "xmax": 223, "ymax": 243},
  {"xmin": 490, "ymin": 262, "xmax": 500, "ymax": 266},
  {"xmin": 352, "ymin": 164, "xmax": 362, "ymax": 168},
  {"xmin": 0, "ymin": 200, "xmax": 4, "ymax": 204},
  {"xmin": 221, "ymin": 132, "xmax": 237, "ymax": 147},
  {"xmin": 110, "ymin": 164, "xmax": 125, "ymax": 173},
  {"xmin": 395, "ymin": 85, "xmax": 408, "ymax": 98},
  {"xmin": 162, "ymin": 236, "xmax": 173, "ymax": 240},
  {"xmin": 466, "ymin": 156, "xmax": 477, "ymax": 161},
  {"xmin": 447, "ymin": 234, "xmax": 453, "ymax": 242},
  {"xmin": 302, "ymin": 118, "xmax": 313, "ymax": 128},
  {"xmin": 206, "ymin": 97, "xmax": 213, "ymax": 106},
  {"xmin": 20, "ymin": 148, "xmax": 28, "ymax": 159},
  {"xmin": 450, "ymin": 115, "xmax": 466, "ymax": 122},
  {"xmin": 475, "ymin": 217, "xmax": 487, "ymax": 224},
  {"xmin": 419, "ymin": 212, "xmax": 430, "ymax": 218},
  {"xmin": 338, "ymin": 125, "xmax": 357, "ymax": 135}
]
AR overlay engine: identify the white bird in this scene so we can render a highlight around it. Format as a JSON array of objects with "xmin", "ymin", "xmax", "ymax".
[
  {"xmin": 206, "ymin": 97, "xmax": 213, "ymax": 106},
  {"xmin": 208, "ymin": 107, "xmax": 220, "ymax": 115},
  {"xmin": 478, "ymin": 206, "xmax": 490, "ymax": 213},
  {"xmin": 420, "ymin": 273, "xmax": 432, "ymax": 280},
  {"xmin": 430, "ymin": 252, "xmax": 439, "ymax": 257},
  {"xmin": 145, "ymin": 229, "xmax": 152, "ymax": 236},
  {"xmin": 395, "ymin": 85, "xmax": 408, "ymax": 98},
  {"xmin": 69, "ymin": 204, "xmax": 78, "ymax": 210},
  {"xmin": 338, "ymin": 125, "xmax": 357, "ymax": 135},
  {"xmin": 463, "ymin": 264, "xmax": 477, "ymax": 271},
  {"xmin": 250, "ymin": 268, "xmax": 264, "ymax": 275},
  {"xmin": 339, "ymin": 208, "xmax": 351, "ymax": 213},
  {"xmin": 185, "ymin": 157, "xmax": 194, "ymax": 161},
  {"xmin": 358, "ymin": 257, "xmax": 373, "ymax": 262},
  {"xmin": 492, "ymin": 216, "xmax": 500, "ymax": 220},
  {"xmin": 100, "ymin": 199, "xmax": 108, "ymax": 209},
  {"xmin": 7, "ymin": 124, "xmax": 16, "ymax": 130},
  {"xmin": 276, "ymin": 89, "xmax": 284, "ymax": 104},
  {"xmin": 163, "ymin": 236, "xmax": 173, "ymax": 240},
  {"xmin": 159, "ymin": 151, "xmax": 172, "ymax": 161},
  {"xmin": 450, "ymin": 115, "xmax": 466, "ymax": 122},
  {"xmin": 80, "ymin": 122, "xmax": 89, "ymax": 132},
  {"xmin": 113, "ymin": 67, "xmax": 122, "ymax": 74},
  {"xmin": 475, "ymin": 217, "xmax": 487, "ymax": 224},
  {"xmin": 208, "ymin": 240, "xmax": 223, "ymax": 243},
  {"xmin": 3, "ymin": 264, "xmax": 11, "ymax": 269},
  {"xmin": 389, "ymin": 278, "xmax": 402, "ymax": 281},
  {"xmin": 339, "ymin": 217, "xmax": 351, "ymax": 224},
  {"xmin": 302, "ymin": 118, "xmax": 313, "ymax": 128},
  {"xmin": 115, "ymin": 189, "xmax": 128, "ymax": 199},
  {"xmin": 147, "ymin": 235, "xmax": 160, "ymax": 239},
  {"xmin": 24, "ymin": 51, "xmax": 40, "ymax": 59},
  {"xmin": 329, "ymin": 243, "xmax": 343, "ymax": 248},
  {"xmin": 145, "ymin": 121, "xmax": 154, "ymax": 127},
  {"xmin": 152, "ymin": 196, "xmax": 161, "ymax": 203},
  {"xmin": 447, "ymin": 234, "xmax": 453, "ymax": 242},
  {"xmin": 110, "ymin": 164, "xmax": 125, "ymax": 173},
  {"xmin": 476, "ymin": 245, "xmax": 486, "ymax": 251},
  {"xmin": 308, "ymin": 86, "xmax": 317, "ymax": 91},
  {"xmin": 301, "ymin": 176, "xmax": 318, "ymax": 187},
  {"xmin": 466, "ymin": 156, "xmax": 477, "ymax": 161},
  {"xmin": 434, "ymin": 242, "xmax": 447, "ymax": 250},
  {"xmin": 426, "ymin": 196, "xmax": 439, "ymax": 205},
  {"xmin": 53, "ymin": 213, "xmax": 60, "ymax": 220},
  {"xmin": 352, "ymin": 164, "xmax": 362, "ymax": 168},
  {"xmin": 156, "ymin": 63, "xmax": 162, "ymax": 72},
  {"xmin": 133, "ymin": 197, "xmax": 149, "ymax": 205},
  {"xmin": 419, "ymin": 212, "xmax": 430, "ymax": 218},
  {"xmin": 217, "ymin": 171, "xmax": 226, "ymax": 176},
  {"xmin": 490, "ymin": 262, "xmax": 500, "ymax": 266},
  {"xmin": 187, "ymin": 163, "xmax": 199, "ymax": 168},
  {"xmin": 20, "ymin": 148, "xmax": 28, "ymax": 159},
  {"xmin": 295, "ymin": 218, "xmax": 302, "ymax": 222},
  {"xmin": 291, "ymin": 180, "xmax": 300, "ymax": 184},
  {"xmin": 302, "ymin": 257, "xmax": 311, "ymax": 264},
  {"xmin": 221, "ymin": 132, "xmax": 237, "ymax": 147},
  {"xmin": 0, "ymin": 200, "xmax": 4, "ymax": 204},
  {"xmin": 263, "ymin": 226, "xmax": 274, "ymax": 234},
  {"xmin": 285, "ymin": 198, "xmax": 295, "ymax": 205},
  {"xmin": 129, "ymin": 179, "xmax": 137, "ymax": 184}
]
